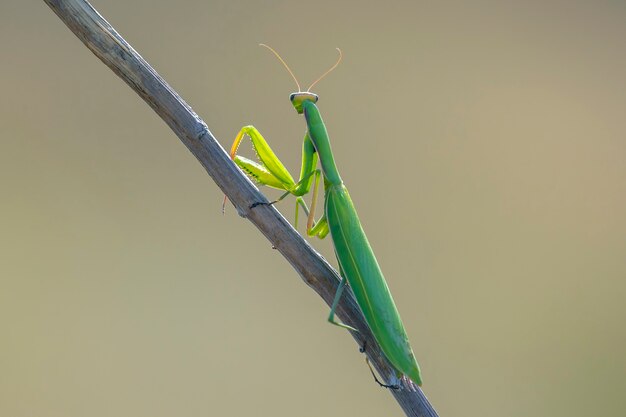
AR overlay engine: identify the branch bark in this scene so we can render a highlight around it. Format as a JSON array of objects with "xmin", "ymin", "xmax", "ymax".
[{"xmin": 42, "ymin": 1, "xmax": 439, "ymax": 416}]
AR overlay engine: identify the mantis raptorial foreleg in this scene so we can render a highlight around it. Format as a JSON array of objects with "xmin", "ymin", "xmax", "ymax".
[{"xmin": 225, "ymin": 125, "xmax": 329, "ymax": 237}]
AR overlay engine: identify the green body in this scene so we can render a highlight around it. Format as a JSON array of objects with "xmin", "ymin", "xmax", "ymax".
[
  {"xmin": 227, "ymin": 87, "xmax": 422, "ymax": 386},
  {"xmin": 304, "ymin": 101, "xmax": 421, "ymax": 385}
]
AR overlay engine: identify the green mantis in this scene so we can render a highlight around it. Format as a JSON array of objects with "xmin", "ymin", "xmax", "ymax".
[{"xmin": 226, "ymin": 45, "xmax": 422, "ymax": 387}]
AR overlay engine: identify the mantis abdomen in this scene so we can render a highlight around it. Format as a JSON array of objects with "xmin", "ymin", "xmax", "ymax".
[{"xmin": 326, "ymin": 183, "xmax": 422, "ymax": 386}]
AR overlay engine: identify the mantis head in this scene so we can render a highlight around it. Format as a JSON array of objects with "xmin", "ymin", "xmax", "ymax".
[
  {"xmin": 290, "ymin": 92, "xmax": 318, "ymax": 114},
  {"xmin": 259, "ymin": 44, "xmax": 341, "ymax": 114}
]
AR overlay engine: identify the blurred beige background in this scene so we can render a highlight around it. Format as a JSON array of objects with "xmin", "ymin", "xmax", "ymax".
[{"xmin": 1, "ymin": 1, "xmax": 625, "ymax": 416}]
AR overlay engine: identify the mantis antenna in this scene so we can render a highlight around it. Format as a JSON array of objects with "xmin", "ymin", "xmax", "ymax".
[
  {"xmin": 307, "ymin": 48, "xmax": 342, "ymax": 92},
  {"xmin": 259, "ymin": 43, "xmax": 301, "ymax": 92},
  {"xmin": 260, "ymin": 44, "xmax": 343, "ymax": 93}
]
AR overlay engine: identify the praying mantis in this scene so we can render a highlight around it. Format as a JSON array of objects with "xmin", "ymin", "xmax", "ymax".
[{"xmin": 224, "ymin": 45, "xmax": 422, "ymax": 387}]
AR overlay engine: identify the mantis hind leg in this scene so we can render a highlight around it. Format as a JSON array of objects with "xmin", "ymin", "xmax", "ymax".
[
  {"xmin": 327, "ymin": 263, "xmax": 358, "ymax": 332},
  {"xmin": 359, "ymin": 342, "xmax": 401, "ymax": 390}
]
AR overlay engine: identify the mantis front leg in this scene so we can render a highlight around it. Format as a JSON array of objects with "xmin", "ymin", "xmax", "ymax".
[{"xmin": 226, "ymin": 125, "xmax": 327, "ymax": 237}]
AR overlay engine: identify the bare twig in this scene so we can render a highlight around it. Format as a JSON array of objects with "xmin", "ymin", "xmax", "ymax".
[{"xmin": 42, "ymin": 1, "xmax": 439, "ymax": 415}]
